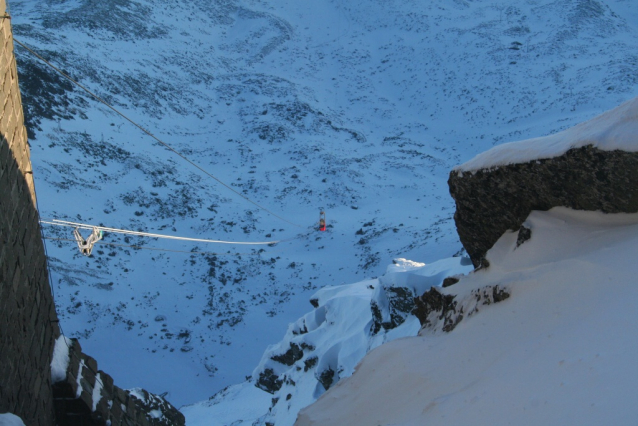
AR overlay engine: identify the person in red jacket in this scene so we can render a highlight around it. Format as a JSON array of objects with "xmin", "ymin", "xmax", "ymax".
[{"xmin": 319, "ymin": 211, "xmax": 326, "ymax": 232}]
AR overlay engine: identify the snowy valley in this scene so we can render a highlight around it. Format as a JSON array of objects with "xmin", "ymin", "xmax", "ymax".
[{"xmin": 7, "ymin": 0, "xmax": 638, "ymax": 423}]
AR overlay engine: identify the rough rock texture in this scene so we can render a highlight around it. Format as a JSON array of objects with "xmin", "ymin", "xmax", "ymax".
[
  {"xmin": 449, "ymin": 145, "xmax": 638, "ymax": 267},
  {"xmin": 412, "ymin": 287, "xmax": 459, "ymax": 332},
  {"xmin": 370, "ymin": 286, "xmax": 415, "ymax": 335},
  {"xmin": 441, "ymin": 276, "xmax": 460, "ymax": 288},
  {"xmin": 413, "ymin": 285, "xmax": 510, "ymax": 332},
  {"xmin": 256, "ymin": 368, "xmax": 284, "ymax": 394},
  {"xmin": 271, "ymin": 343, "xmax": 304, "ymax": 366},
  {"xmin": 317, "ymin": 368, "xmax": 335, "ymax": 391}
]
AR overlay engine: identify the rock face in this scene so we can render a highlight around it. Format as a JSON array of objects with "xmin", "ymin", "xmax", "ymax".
[
  {"xmin": 370, "ymin": 286, "xmax": 416, "ymax": 335},
  {"xmin": 413, "ymin": 285, "xmax": 510, "ymax": 332},
  {"xmin": 448, "ymin": 145, "xmax": 638, "ymax": 267}
]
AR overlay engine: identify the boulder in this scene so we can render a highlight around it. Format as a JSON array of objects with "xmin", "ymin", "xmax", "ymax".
[
  {"xmin": 449, "ymin": 146, "xmax": 638, "ymax": 267},
  {"xmin": 449, "ymin": 96, "xmax": 638, "ymax": 268}
]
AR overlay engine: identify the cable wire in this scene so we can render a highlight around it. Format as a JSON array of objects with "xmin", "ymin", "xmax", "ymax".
[
  {"xmin": 43, "ymin": 237, "xmax": 261, "ymax": 256},
  {"xmin": 13, "ymin": 37, "xmax": 305, "ymax": 229},
  {"xmin": 40, "ymin": 218, "xmax": 292, "ymax": 245}
]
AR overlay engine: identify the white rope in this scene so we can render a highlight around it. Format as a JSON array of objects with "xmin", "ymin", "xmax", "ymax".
[{"xmin": 40, "ymin": 219, "xmax": 285, "ymax": 246}]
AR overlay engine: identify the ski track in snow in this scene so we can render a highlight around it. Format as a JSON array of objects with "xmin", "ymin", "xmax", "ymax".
[{"xmin": 8, "ymin": 0, "xmax": 638, "ymax": 409}]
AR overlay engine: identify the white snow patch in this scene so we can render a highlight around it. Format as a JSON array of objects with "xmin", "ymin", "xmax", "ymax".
[
  {"xmin": 456, "ymin": 95, "xmax": 638, "ymax": 172},
  {"xmin": 128, "ymin": 388, "xmax": 147, "ymax": 403},
  {"xmin": 50, "ymin": 335, "xmax": 71, "ymax": 383},
  {"xmin": 0, "ymin": 414, "xmax": 25, "ymax": 426},
  {"xmin": 92, "ymin": 373, "xmax": 103, "ymax": 412},
  {"xmin": 75, "ymin": 359, "xmax": 85, "ymax": 398},
  {"xmin": 183, "ymin": 383, "xmax": 271, "ymax": 426}
]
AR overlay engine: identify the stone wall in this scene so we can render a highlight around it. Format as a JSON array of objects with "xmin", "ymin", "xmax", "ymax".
[
  {"xmin": 0, "ymin": 0, "xmax": 61, "ymax": 423},
  {"xmin": 448, "ymin": 145, "xmax": 638, "ymax": 268},
  {"xmin": 0, "ymin": 2, "xmax": 185, "ymax": 424}
]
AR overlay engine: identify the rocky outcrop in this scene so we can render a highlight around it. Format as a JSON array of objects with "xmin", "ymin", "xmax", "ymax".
[
  {"xmin": 413, "ymin": 285, "xmax": 510, "ymax": 332},
  {"xmin": 449, "ymin": 145, "xmax": 638, "ymax": 267},
  {"xmin": 370, "ymin": 286, "xmax": 416, "ymax": 335}
]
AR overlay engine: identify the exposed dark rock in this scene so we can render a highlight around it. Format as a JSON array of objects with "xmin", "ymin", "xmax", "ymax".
[
  {"xmin": 516, "ymin": 225, "xmax": 532, "ymax": 247},
  {"xmin": 256, "ymin": 368, "xmax": 283, "ymax": 394},
  {"xmin": 317, "ymin": 368, "xmax": 335, "ymax": 391},
  {"xmin": 370, "ymin": 286, "xmax": 416, "ymax": 335},
  {"xmin": 491, "ymin": 286, "xmax": 511, "ymax": 303},
  {"xmin": 386, "ymin": 287, "xmax": 416, "ymax": 322},
  {"xmin": 413, "ymin": 285, "xmax": 511, "ymax": 332},
  {"xmin": 304, "ymin": 356, "xmax": 318, "ymax": 372},
  {"xmin": 300, "ymin": 342, "xmax": 315, "ymax": 351},
  {"xmin": 442, "ymin": 276, "xmax": 460, "ymax": 288},
  {"xmin": 449, "ymin": 146, "xmax": 638, "ymax": 267},
  {"xmin": 370, "ymin": 301, "xmax": 386, "ymax": 335},
  {"xmin": 284, "ymin": 377, "xmax": 296, "ymax": 386},
  {"xmin": 271, "ymin": 343, "xmax": 304, "ymax": 366},
  {"xmin": 309, "ymin": 298, "xmax": 319, "ymax": 308},
  {"xmin": 412, "ymin": 287, "xmax": 460, "ymax": 332},
  {"xmin": 292, "ymin": 323, "xmax": 309, "ymax": 335}
]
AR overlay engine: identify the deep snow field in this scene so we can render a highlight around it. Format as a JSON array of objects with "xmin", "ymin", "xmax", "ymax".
[{"xmin": 8, "ymin": 0, "xmax": 638, "ymax": 412}]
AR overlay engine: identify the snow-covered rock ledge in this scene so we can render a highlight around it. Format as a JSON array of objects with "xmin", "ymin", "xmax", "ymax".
[
  {"xmin": 297, "ymin": 208, "xmax": 638, "ymax": 425},
  {"xmin": 449, "ymin": 96, "xmax": 638, "ymax": 267}
]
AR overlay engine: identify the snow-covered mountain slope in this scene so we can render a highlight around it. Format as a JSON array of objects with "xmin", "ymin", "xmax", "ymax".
[
  {"xmin": 8, "ymin": 0, "xmax": 638, "ymax": 407},
  {"xmin": 181, "ymin": 257, "xmax": 473, "ymax": 426},
  {"xmin": 296, "ymin": 207, "xmax": 638, "ymax": 426}
]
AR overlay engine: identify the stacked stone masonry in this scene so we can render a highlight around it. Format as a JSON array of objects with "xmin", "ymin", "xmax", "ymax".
[
  {"xmin": 0, "ymin": 1, "xmax": 185, "ymax": 424},
  {"xmin": 0, "ymin": 0, "xmax": 60, "ymax": 423}
]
